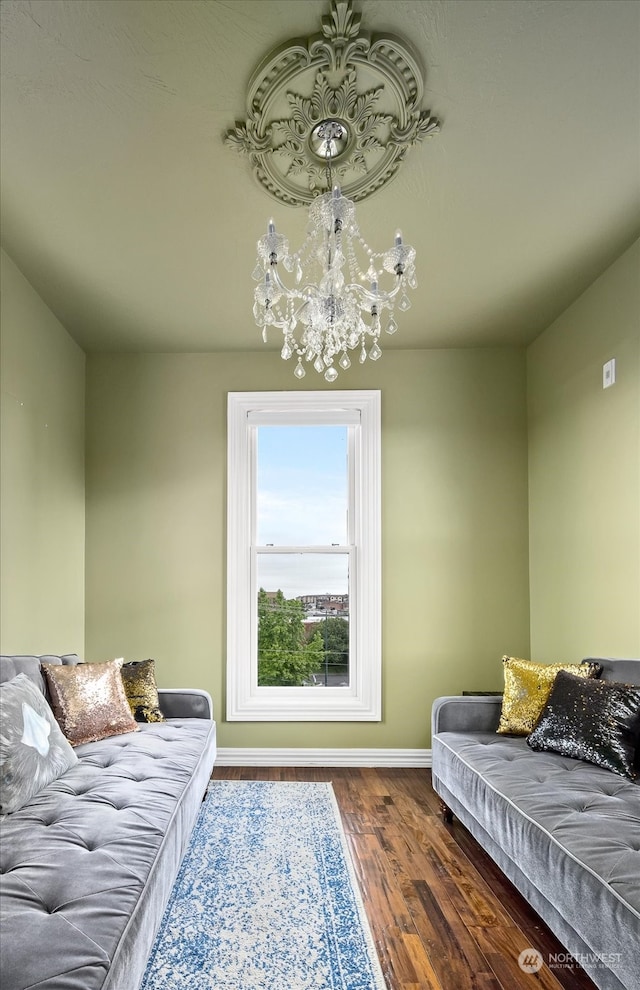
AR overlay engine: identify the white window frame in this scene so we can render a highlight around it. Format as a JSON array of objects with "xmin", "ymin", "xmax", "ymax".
[{"xmin": 226, "ymin": 390, "xmax": 381, "ymax": 721}]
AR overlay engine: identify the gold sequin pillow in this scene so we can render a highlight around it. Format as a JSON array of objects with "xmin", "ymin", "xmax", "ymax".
[
  {"xmin": 120, "ymin": 659, "xmax": 165, "ymax": 723},
  {"xmin": 497, "ymin": 656, "xmax": 602, "ymax": 736},
  {"xmin": 42, "ymin": 659, "xmax": 139, "ymax": 746}
]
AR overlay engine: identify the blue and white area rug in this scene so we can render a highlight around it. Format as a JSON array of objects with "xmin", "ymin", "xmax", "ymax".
[{"xmin": 140, "ymin": 780, "xmax": 387, "ymax": 990}]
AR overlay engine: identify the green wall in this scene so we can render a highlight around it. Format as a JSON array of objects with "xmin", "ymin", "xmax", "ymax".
[
  {"xmin": 528, "ymin": 238, "xmax": 640, "ymax": 660},
  {"xmin": 0, "ymin": 249, "xmax": 85, "ymax": 653},
  {"xmin": 5, "ymin": 236, "xmax": 637, "ymax": 750},
  {"xmin": 85, "ymin": 349, "xmax": 530, "ymax": 749}
]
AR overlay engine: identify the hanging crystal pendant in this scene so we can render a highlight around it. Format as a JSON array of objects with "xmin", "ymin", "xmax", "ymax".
[
  {"xmin": 369, "ymin": 341, "xmax": 382, "ymax": 361},
  {"xmin": 359, "ymin": 343, "xmax": 367, "ymax": 364},
  {"xmin": 294, "ymin": 359, "xmax": 306, "ymax": 379},
  {"xmin": 324, "ymin": 366, "xmax": 338, "ymax": 382},
  {"xmin": 386, "ymin": 318, "xmax": 398, "ymax": 335},
  {"xmin": 339, "ymin": 351, "xmax": 351, "ymax": 370},
  {"xmin": 398, "ymin": 293, "xmax": 411, "ymax": 311}
]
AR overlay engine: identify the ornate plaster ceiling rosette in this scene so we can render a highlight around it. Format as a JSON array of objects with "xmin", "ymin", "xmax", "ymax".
[{"xmin": 225, "ymin": 0, "xmax": 440, "ymax": 206}]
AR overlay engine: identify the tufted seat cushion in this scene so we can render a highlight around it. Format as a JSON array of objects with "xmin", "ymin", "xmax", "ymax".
[
  {"xmin": 433, "ymin": 730, "xmax": 640, "ymax": 990},
  {"xmin": 0, "ymin": 717, "xmax": 216, "ymax": 990}
]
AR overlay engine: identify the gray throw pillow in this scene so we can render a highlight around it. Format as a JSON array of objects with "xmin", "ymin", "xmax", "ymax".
[{"xmin": 0, "ymin": 673, "xmax": 78, "ymax": 815}]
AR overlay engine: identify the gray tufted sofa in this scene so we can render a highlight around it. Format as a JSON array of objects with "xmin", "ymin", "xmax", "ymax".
[
  {"xmin": 431, "ymin": 657, "xmax": 640, "ymax": 990},
  {"xmin": 0, "ymin": 654, "xmax": 217, "ymax": 990}
]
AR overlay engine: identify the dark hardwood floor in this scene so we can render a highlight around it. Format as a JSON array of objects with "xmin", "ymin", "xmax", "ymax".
[{"xmin": 212, "ymin": 766, "xmax": 598, "ymax": 990}]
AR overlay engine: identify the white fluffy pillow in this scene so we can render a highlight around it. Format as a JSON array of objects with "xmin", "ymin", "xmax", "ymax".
[{"xmin": 0, "ymin": 673, "xmax": 78, "ymax": 815}]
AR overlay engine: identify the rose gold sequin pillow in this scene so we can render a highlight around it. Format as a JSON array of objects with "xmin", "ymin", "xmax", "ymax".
[{"xmin": 42, "ymin": 659, "xmax": 139, "ymax": 746}]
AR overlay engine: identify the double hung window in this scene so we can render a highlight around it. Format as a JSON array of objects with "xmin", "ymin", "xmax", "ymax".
[{"xmin": 226, "ymin": 390, "xmax": 381, "ymax": 720}]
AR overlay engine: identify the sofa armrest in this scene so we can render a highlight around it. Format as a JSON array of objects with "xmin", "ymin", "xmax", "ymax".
[
  {"xmin": 431, "ymin": 695, "xmax": 502, "ymax": 737},
  {"xmin": 158, "ymin": 688, "xmax": 213, "ymax": 720}
]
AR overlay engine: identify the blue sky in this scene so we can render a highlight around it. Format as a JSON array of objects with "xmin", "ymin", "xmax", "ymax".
[{"xmin": 256, "ymin": 426, "xmax": 349, "ymax": 597}]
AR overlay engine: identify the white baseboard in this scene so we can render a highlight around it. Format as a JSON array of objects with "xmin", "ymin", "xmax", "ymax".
[{"xmin": 215, "ymin": 748, "xmax": 432, "ymax": 768}]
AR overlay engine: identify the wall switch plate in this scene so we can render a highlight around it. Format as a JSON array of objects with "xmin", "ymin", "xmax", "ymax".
[{"xmin": 603, "ymin": 358, "xmax": 616, "ymax": 389}]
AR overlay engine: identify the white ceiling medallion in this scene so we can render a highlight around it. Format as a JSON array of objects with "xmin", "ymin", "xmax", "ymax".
[{"xmin": 224, "ymin": 0, "xmax": 440, "ymax": 206}]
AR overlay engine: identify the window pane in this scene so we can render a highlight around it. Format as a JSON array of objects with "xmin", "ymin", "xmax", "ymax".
[
  {"xmin": 256, "ymin": 553, "xmax": 349, "ymax": 687},
  {"xmin": 256, "ymin": 426, "xmax": 348, "ymax": 546},
  {"xmin": 227, "ymin": 390, "xmax": 380, "ymax": 721}
]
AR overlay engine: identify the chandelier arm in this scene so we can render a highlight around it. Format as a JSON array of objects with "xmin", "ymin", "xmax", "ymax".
[
  {"xmin": 267, "ymin": 265, "xmax": 303, "ymax": 297},
  {"xmin": 268, "ymin": 283, "xmax": 403, "ymax": 314},
  {"xmin": 353, "ymin": 277, "xmax": 404, "ymax": 307},
  {"xmin": 265, "ymin": 256, "xmax": 405, "ymax": 306},
  {"xmin": 260, "ymin": 268, "xmax": 405, "ymax": 315}
]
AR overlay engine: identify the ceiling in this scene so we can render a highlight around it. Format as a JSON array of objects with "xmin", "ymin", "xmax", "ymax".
[{"xmin": 1, "ymin": 0, "xmax": 638, "ymax": 354}]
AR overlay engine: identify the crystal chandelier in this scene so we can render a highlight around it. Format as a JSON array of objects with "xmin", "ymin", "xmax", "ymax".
[{"xmin": 252, "ymin": 121, "xmax": 417, "ymax": 382}]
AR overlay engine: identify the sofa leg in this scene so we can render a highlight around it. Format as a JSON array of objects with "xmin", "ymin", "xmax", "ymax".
[{"xmin": 439, "ymin": 799, "xmax": 453, "ymax": 824}]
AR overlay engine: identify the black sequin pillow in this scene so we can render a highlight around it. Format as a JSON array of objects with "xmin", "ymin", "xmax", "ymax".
[
  {"xmin": 120, "ymin": 659, "xmax": 165, "ymax": 723},
  {"xmin": 527, "ymin": 670, "xmax": 640, "ymax": 779}
]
